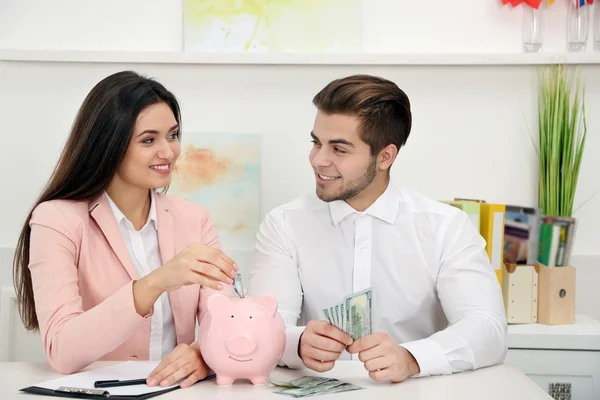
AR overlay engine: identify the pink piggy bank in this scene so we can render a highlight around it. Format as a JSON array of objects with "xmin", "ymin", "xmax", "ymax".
[{"xmin": 198, "ymin": 293, "xmax": 286, "ymax": 385}]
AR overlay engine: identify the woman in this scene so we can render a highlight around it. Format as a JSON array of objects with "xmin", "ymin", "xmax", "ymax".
[{"xmin": 12, "ymin": 70, "xmax": 237, "ymax": 388}]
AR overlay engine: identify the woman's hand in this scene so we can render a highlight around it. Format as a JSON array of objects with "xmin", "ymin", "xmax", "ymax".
[
  {"xmin": 146, "ymin": 343, "xmax": 209, "ymax": 388},
  {"xmin": 153, "ymin": 243, "xmax": 237, "ymax": 292},
  {"xmin": 133, "ymin": 244, "xmax": 237, "ymax": 316}
]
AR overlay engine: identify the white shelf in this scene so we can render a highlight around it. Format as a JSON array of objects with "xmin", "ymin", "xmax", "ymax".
[
  {"xmin": 508, "ymin": 314, "xmax": 600, "ymax": 351},
  {"xmin": 2, "ymin": 49, "xmax": 600, "ymax": 65}
]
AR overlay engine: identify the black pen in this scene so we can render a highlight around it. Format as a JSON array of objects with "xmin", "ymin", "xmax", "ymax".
[
  {"xmin": 94, "ymin": 378, "xmax": 147, "ymax": 388},
  {"xmin": 95, "ymin": 373, "xmax": 217, "ymax": 389}
]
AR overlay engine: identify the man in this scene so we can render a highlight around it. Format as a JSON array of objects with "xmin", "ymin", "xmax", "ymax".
[{"xmin": 247, "ymin": 74, "xmax": 507, "ymax": 383}]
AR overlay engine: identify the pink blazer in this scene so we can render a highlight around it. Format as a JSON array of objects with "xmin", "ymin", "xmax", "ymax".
[{"xmin": 28, "ymin": 192, "xmax": 232, "ymax": 374}]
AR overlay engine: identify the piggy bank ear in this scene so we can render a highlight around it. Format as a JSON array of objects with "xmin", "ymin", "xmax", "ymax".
[
  {"xmin": 254, "ymin": 294, "xmax": 278, "ymax": 317},
  {"xmin": 207, "ymin": 293, "xmax": 230, "ymax": 315}
]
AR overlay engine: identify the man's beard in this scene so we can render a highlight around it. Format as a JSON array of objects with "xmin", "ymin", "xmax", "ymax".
[{"xmin": 316, "ymin": 158, "xmax": 377, "ymax": 203}]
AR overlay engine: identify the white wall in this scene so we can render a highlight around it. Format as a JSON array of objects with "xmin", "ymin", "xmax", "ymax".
[
  {"xmin": 0, "ymin": 0, "xmax": 599, "ymax": 360},
  {"xmin": 1, "ymin": 0, "xmax": 597, "ymax": 54}
]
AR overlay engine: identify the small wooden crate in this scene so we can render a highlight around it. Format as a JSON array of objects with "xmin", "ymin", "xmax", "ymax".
[
  {"xmin": 537, "ymin": 263, "xmax": 576, "ymax": 325},
  {"xmin": 502, "ymin": 263, "xmax": 539, "ymax": 324}
]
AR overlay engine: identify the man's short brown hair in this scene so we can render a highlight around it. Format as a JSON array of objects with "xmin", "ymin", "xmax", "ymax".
[{"xmin": 312, "ymin": 74, "xmax": 412, "ymax": 156}]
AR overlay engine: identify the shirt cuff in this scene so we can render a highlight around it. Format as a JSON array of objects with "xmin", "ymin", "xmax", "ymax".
[
  {"xmin": 400, "ymin": 338, "xmax": 453, "ymax": 378},
  {"xmin": 279, "ymin": 325, "xmax": 306, "ymax": 369}
]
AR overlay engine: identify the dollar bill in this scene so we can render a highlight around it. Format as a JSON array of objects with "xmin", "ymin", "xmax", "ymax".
[
  {"xmin": 275, "ymin": 379, "xmax": 344, "ymax": 397},
  {"xmin": 344, "ymin": 288, "xmax": 372, "ymax": 340},
  {"xmin": 268, "ymin": 380, "xmax": 301, "ymax": 388},
  {"xmin": 232, "ymin": 275, "xmax": 245, "ymax": 298},
  {"xmin": 321, "ymin": 288, "xmax": 372, "ymax": 340},
  {"xmin": 289, "ymin": 376, "xmax": 331, "ymax": 388},
  {"xmin": 270, "ymin": 376, "xmax": 328, "ymax": 390},
  {"xmin": 321, "ymin": 382, "xmax": 364, "ymax": 395},
  {"xmin": 329, "ymin": 306, "xmax": 338, "ymax": 329},
  {"xmin": 273, "ymin": 377, "xmax": 364, "ymax": 398}
]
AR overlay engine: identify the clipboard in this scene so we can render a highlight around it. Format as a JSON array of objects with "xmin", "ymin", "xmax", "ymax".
[
  {"xmin": 19, "ymin": 384, "xmax": 180, "ymax": 399},
  {"xmin": 19, "ymin": 361, "xmax": 215, "ymax": 399}
]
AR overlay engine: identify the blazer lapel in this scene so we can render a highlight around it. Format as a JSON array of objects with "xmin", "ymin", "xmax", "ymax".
[
  {"xmin": 155, "ymin": 193, "xmax": 175, "ymax": 265},
  {"xmin": 89, "ymin": 195, "xmax": 138, "ymax": 280},
  {"xmin": 156, "ymin": 194, "xmax": 186, "ymax": 343}
]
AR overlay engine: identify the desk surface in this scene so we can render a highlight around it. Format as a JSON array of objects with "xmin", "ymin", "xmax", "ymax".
[{"xmin": 1, "ymin": 361, "xmax": 551, "ymax": 400}]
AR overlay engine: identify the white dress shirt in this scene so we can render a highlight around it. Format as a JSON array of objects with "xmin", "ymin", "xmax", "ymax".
[
  {"xmin": 106, "ymin": 191, "xmax": 177, "ymax": 360},
  {"xmin": 248, "ymin": 183, "xmax": 507, "ymax": 377}
]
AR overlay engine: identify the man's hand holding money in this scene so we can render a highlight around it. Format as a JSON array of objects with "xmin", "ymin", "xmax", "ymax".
[
  {"xmin": 347, "ymin": 332, "xmax": 420, "ymax": 383},
  {"xmin": 298, "ymin": 320, "xmax": 354, "ymax": 373}
]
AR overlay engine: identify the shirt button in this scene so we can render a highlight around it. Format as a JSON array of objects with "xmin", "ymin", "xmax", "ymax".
[{"xmin": 360, "ymin": 245, "xmax": 365, "ymax": 250}]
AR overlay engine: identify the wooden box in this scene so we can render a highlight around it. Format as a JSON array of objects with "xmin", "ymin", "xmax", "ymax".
[
  {"xmin": 537, "ymin": 263, "xmax": 576, "ymax": 325},
  {"xmin": 502, "ymin": 263, "xmax": 539, "ymax": 324}
]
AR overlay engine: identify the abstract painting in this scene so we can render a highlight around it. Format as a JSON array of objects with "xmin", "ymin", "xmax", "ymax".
[
  {"xmin": 169, "ymin": 133, "xmax": 261, "ymax": 254},
  {"xmin": 183, "ymin": 0, "xmax": 363, "ymax": 53}
]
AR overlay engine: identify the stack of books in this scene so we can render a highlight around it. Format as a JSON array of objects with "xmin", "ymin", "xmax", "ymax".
[
  {"xmin": 441, "ymin": 198, "xmax": 578, "ymax": 284},
  {"xmin": 442, "ymin": 197, "xmax": 578, "ymax": 325}
]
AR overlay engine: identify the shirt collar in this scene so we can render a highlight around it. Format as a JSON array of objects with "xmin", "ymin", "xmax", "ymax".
[
  {"xmin": 105, "ymin": 190, "xmax": 158, "ymax": 231},
  {"xmin": 329, "ymin": 182, "xmax": 400, "ymax": 226}
]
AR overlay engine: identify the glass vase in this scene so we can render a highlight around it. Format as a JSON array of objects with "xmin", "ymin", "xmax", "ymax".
[
  {"xmin": 567, "ymin": 0, "xmax": 590, "ymax": 52},
  {"xmin": 523, "ymin": 5, "xmax": 543, "ymax": 52},
  {"xmin": 594, "ymin": 0, "xmax": 600, "ymax": 51}
]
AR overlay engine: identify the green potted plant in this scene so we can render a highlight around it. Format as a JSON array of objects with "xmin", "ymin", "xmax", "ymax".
[
  {"xmin": 534, "ymin": 63, "xmax": 587, "ymax": 325},
  {"xmin": 536, "ymin": 63, "xmax": 587, "ymax": 218}
]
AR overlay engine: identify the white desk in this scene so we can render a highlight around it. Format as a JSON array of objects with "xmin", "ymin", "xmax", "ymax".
[{"xmin": 0, "ymin": 361, "xmax": 551, "ymax": 400}]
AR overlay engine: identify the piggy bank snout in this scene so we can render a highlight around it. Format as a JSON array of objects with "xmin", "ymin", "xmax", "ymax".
[{"xmin": 226, "ymin": 334, "xmax": 257, "ymax": 357}]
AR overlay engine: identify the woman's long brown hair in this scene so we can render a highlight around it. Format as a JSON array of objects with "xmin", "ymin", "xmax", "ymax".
[{"xmin": 13, "ymin": 70, "xmax": 181, "ymax": 330}]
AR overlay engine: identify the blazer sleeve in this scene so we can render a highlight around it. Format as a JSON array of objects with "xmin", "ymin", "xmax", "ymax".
[{"xmin": 28, "ymin": 201, "xmax": 150, "ymax": 374}]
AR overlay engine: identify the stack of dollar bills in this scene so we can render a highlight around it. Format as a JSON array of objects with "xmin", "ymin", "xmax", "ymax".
[
  {"xmin": 269, "ymin": 376, "xmax": 364, "ymax": 398},
  {"xmin": 322, "ymin": 288, "xmax": 372, "ymax": 340}
]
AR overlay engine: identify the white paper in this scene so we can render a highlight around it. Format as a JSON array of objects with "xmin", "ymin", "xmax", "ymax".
[{"xmin": 35, "ymin": 361, "xmax": 179, "ymax": 396}]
